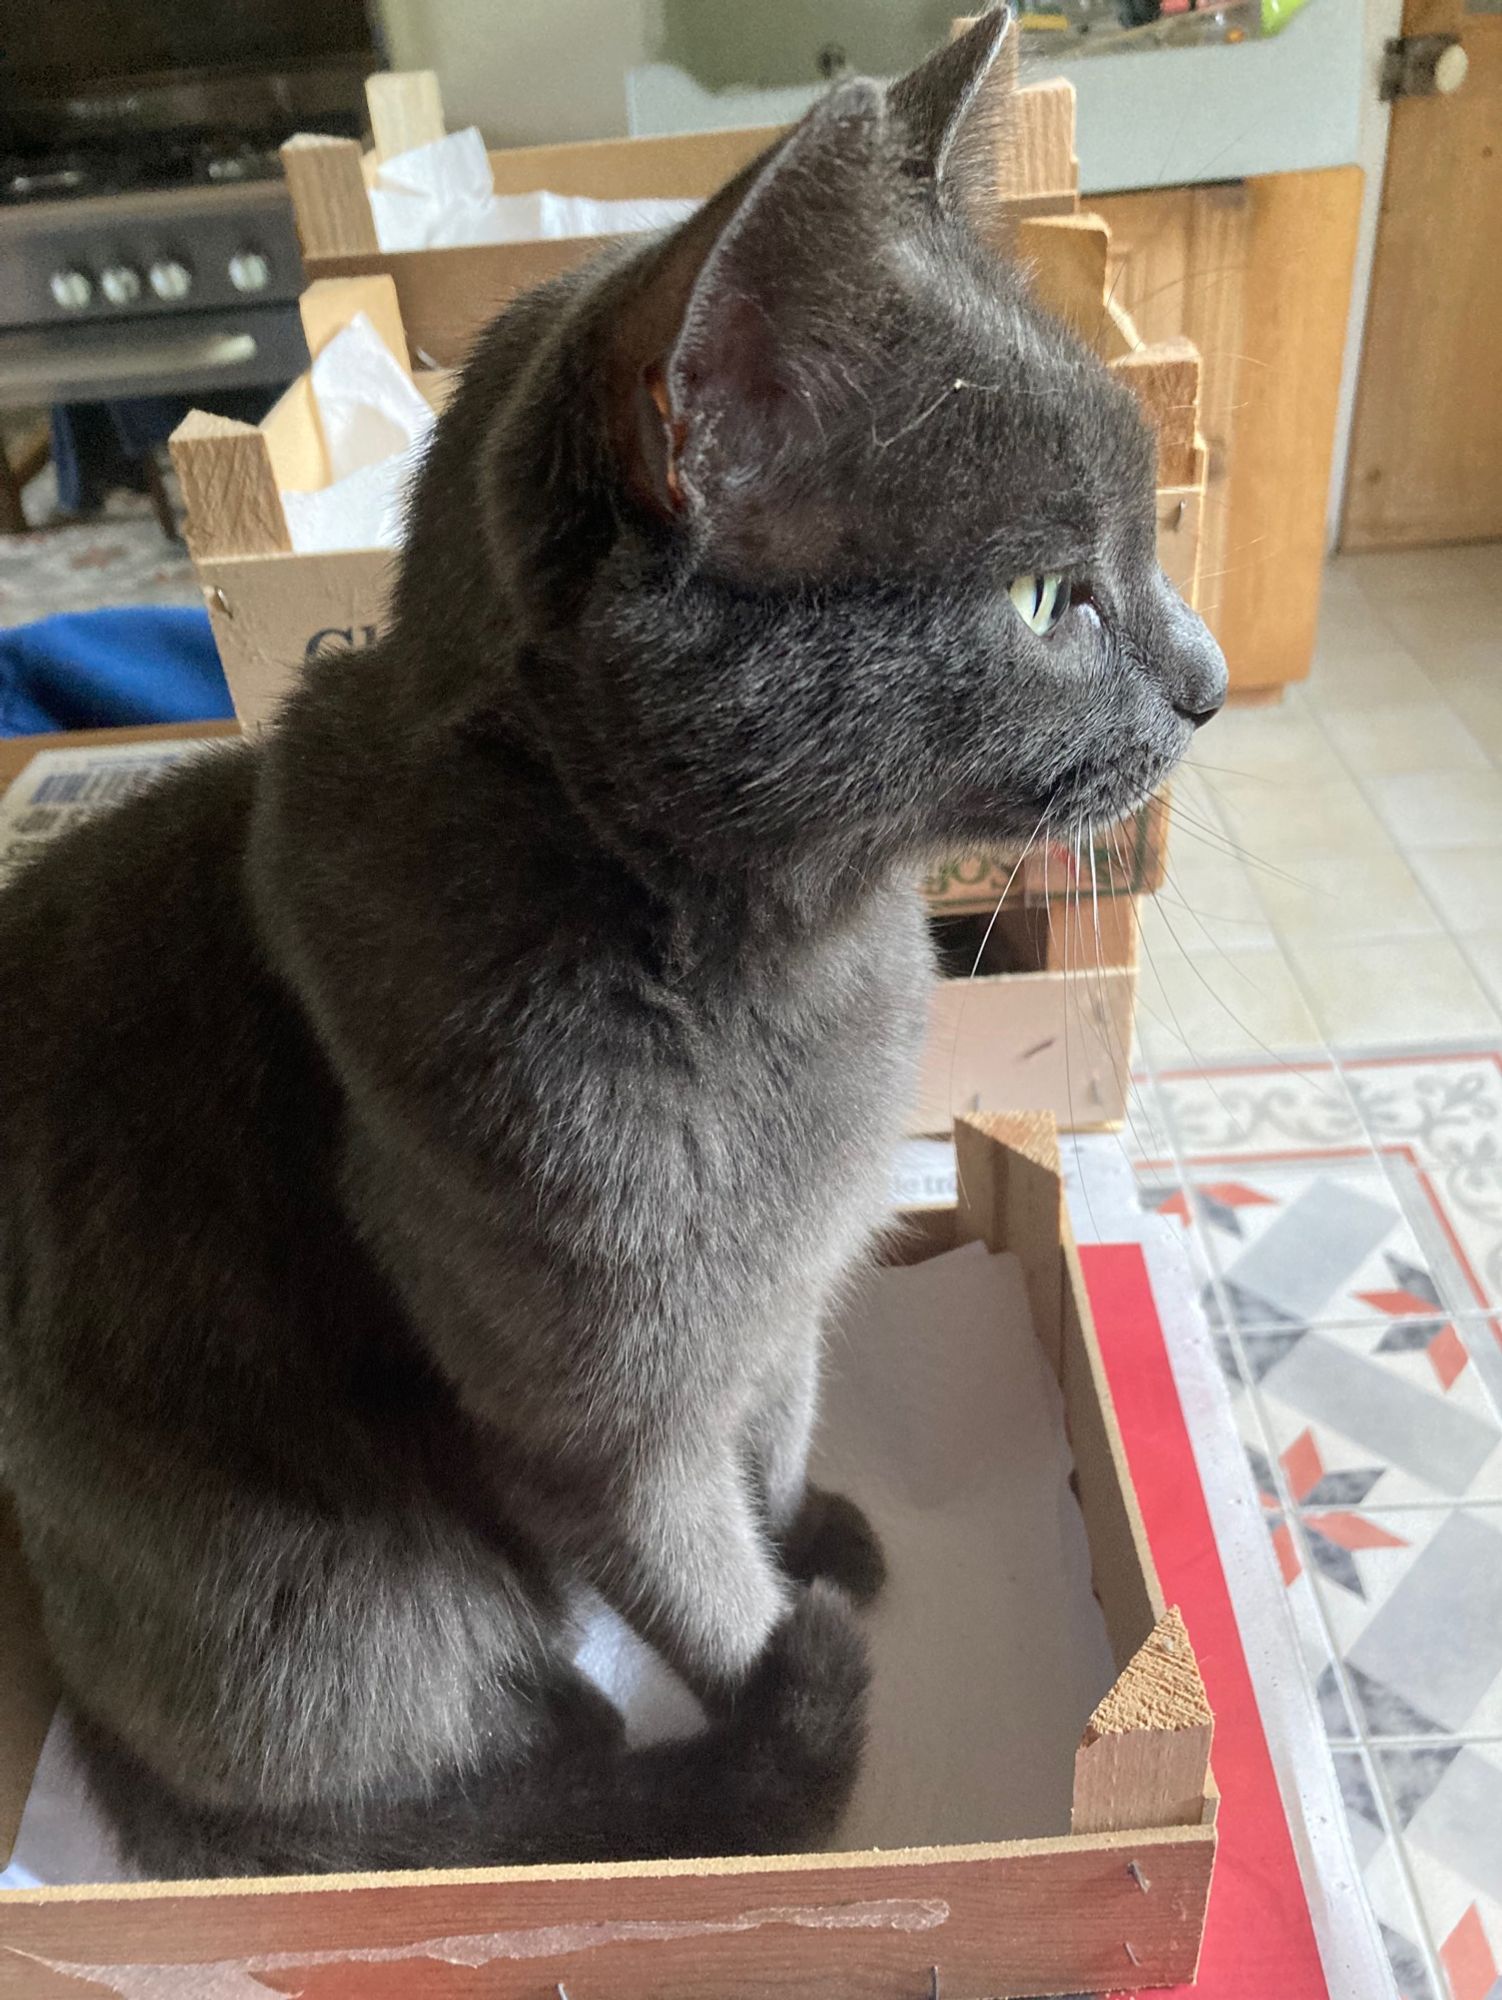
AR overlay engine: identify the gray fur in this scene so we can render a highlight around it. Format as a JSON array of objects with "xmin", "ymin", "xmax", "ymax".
[{"xmin": 0, "ymin": 10, "xmax": 1223, "ymax": 1878}]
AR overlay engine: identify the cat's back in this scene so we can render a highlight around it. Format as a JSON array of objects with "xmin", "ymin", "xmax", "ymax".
[
  {"xmin": 0, "ymin": 744, "xmax": 356, "ymax": 1415},
  {"xmin": 0, "ymin": 744, "xmax": 272, "ymax": 1121}
]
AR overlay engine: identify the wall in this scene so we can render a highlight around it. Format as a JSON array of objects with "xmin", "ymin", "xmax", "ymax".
[{"xmin": 375, "ymin": 0, "xmax": 656, "ymax": 145}]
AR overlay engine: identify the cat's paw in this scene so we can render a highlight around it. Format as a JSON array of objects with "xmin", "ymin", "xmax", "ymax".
[{"xmin": 779, "ymin": 1487, "xmax": 887, "ymax": 1607}]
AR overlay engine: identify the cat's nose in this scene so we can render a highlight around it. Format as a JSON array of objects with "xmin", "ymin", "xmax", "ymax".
[
  {"xmin": 1175, "ymin": 695, "xmax": 1224, "ymax": 730},
  {"xmin": 1160, "ymin": 582, "xmax": 1228, "ymax": 729}
]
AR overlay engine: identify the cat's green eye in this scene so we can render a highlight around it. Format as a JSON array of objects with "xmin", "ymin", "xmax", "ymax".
[{"xmin": 1008, "ymin": 572, "xmax": 1070, "ymax": 637}]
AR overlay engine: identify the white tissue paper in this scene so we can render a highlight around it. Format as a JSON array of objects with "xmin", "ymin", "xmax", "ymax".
[
  {"xmin": 367, "ymin": 125, "xmax": 700, "ymax": 253},
  {"xmin": 279, "ymin": 312, "xmax": 436, "ymax": 556}
]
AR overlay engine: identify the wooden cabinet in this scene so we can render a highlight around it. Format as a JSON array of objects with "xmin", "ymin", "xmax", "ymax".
[{"xmin": 1095, "ymin": 168, "xmax": 1363, "ymax": 699}]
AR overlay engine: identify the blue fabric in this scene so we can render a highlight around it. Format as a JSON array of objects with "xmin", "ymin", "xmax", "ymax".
[{"xmin": 0, "ymin": 607, "xmax": 233, "ymax": 738}]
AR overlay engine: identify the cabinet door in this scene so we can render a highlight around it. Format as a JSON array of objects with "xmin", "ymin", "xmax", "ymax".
[
  {"xmin": 1097, "ymin": 169, "xmax": 1361, "ymax": 697},
  {"xmin": 1343, "ymin": 1, "xmax": 1502, "ymax": 550}
]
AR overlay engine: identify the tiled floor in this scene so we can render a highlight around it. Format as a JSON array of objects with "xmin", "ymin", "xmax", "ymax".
[{"xmin": 1131, "ymin": 543, "xmax": 1502, "ymax": 2000}]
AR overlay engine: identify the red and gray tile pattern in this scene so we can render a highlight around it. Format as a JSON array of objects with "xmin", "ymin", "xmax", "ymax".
[{"xmin": 1135, "ymin": 1048, "xmax": 1502, "ymax": 2000}]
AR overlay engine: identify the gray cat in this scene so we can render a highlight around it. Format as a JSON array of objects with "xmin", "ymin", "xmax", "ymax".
[{"xmin": 0, "ymin": 10, "xmax": 1224, "ymax": 1879}]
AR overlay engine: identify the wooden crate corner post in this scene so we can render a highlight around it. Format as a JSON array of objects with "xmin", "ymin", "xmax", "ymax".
[
  {"xmin": 1073, "ymin": 1605, "xmax": 1215, "ymax": 1836},
  {"xmin": 364, "ymin": 69, "xmax": 447, "ymax": 165},
  {"xmin": 953, "ymin": 1110, "xmax": 1065, "ymax": 1373},
  {"xmin": 167, "ymin": 411, "xmax": 290, "ymax": 563},
  {"xmin": 280, "ymin": 133, "xmax": 379, "ymax": 261}
]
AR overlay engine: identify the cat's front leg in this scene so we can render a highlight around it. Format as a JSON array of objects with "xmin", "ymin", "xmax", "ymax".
[
  {"xmin": 749, "ymin": 1341, "xmax": 887, "ymax": 1608},
  {"xmin": 577, "ymin": 1438, "xmax": 793, "ymax": 1705}
]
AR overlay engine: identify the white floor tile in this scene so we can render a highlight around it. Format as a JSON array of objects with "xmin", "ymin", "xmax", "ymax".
[
  {"xmin": 1215, "ymin": 771, "xmax": 1394, "ymax": 861},
  {"xmin": 1457, "ymin": 932, "xmax": 1502, "ymax": 1012},
  {"xmin": 1321, "ymin": 702, "xmax": 1489, "ymax": 777},
  {"xmin": 1406, "ymin": 848, "xmax": 1502, "ymax": 935},
  {"xmin": 1303, "ymin": 646, "xmax": 1438, "ymax": 714},
  {"xmin": 1369, "ymin": 770, "xmax": 1502, "ymax": 850},
  {"xmin": 1284, "ymin": 935, "xmax": 1501, "ymax": 1047},
  {"xmin": 1136, "ymin": 940, "xmax": 1324, "ymax": 1065},
  {"xmin": 1256, "ymin": 848, "xmax": 1443, "ymax": 944}
]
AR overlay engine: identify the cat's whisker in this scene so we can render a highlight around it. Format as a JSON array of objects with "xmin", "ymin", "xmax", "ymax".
[{"xmin": 946, "ymin": 811, "xmax": 1049, "ymax": 1204}]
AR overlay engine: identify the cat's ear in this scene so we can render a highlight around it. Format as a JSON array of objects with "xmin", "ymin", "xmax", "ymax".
[
  {"xmin": 606, "ymin": 80, "xmax": 885, "ymax": 555},
  {"xmin": 888, "ymin": 7, "xmax": 1015, "ymax": 228}
]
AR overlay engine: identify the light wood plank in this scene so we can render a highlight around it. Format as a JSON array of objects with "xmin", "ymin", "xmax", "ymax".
[
  {"xmin": 298, "ymin": 274, "xmax": 411, "ymax": 371},
  {"xmin": 365, "ymin": 69, "xmax": 447, "ymax": 164}
]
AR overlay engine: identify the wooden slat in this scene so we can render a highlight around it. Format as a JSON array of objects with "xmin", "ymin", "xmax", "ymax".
[
  {"xmin": 298, "ymin": 274, "xmax": 411, "ymax": 371},
  {"xmin": 1059, "ymin": 1232, "xmax": 1166, "ymax": 1668},
  {"xmin": 259, "ymin": 377, "xmax": 328, "ymax": 494},
  {"xmin": 0, "ymin": 1823, "xmax": 1215, "ymax": 1999},
  {"xmin": 307, "ymin": 241, "xmax": 607, "ymax": 370},
  {"xmin": 1095, "ymin": 181, "xmax": 1246, "ymax": 661},
  {"xmin": 280, "ymin": 135, "xmax": 380, "ymax": 260},
  {"xmin": 1109, "ymin": 338, "xmax": 1202, "ymax": 490},
  {"xmin": 196, "ymin": 548, "xmax": 397, "ymax": 733},
  {"xmin": 1073, "ymin": 1609, "xmax": 1214, "ymax": 1836},
  {"xmin": 914, "ymin": 965, "xmax": 1136, "ymax": 1136},
  {"xmin": 1343, "ymin": 11, "xmax": 1502, "ymax": 547},
  {"xmin": 1019, "ymin": 214, "xmax": 1112, "ymax": 345},
  {"xmin": 1156, "ymin": 485, "xmax": 1204, "ymax": 603},
  {"xmin": 954, "ymin": 1112, "xmax": 1065, "ymax": 1376},
  {"xmin": 485, "ymin": 125, "xmax": 778, "ymax": 201},
  {"xmin": 168, "ymin": 412, "xmax": 290, "ymax": 561},
  {"xmin": 1003, "ymin": 75, "xmax": 1078, "ymax": 208},
  {"xmin": 365, "ymin": 69, "xmax": 447, "ymax": 164}
]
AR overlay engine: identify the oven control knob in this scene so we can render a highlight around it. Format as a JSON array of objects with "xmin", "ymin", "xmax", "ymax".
[
  {"xmin": 148, "ymin": 257, "xmax": 193, "ymax": 301},
  {"xmin": 49, "ymin": 268, "xmax": 94, "ymax": 311},
  {"xmin": 227, "ymin": 249, "xmax": 271, "ymax": 294},
  {"xmin": 99, "ymin": 263, "xmax": 143, "ymax": 306}
]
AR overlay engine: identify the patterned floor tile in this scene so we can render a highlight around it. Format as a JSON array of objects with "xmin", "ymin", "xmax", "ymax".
[
  {"xmin": 1297, "ymin": 1506, "xmax": 1502, "ymax": 1740},
  {"xmin": 1382, "ymin": 1740, "xmax": 1502, "ymax": 2000},
  {"xmin": 1244, "ymin": 1316, "xmax": 1502, "ymax": 1507},
  {"xmin": 1183, "ymin": 1150, "xmax": 1480, "ymax": 1336},
  {"xmin": 1332, "ymin": 1745, "xmax": 1445, "ymax": 2000},
  {"xmin": 1154, "ymin": 1056, "xmax": 1365, "ymax": 1159},
  {"xmin": 1265, "ymin": 1512, "xmax": 1360, "ymax": 1741},
  {"xmin": 1344, "ymin": 1052, "xmax": 1502, "ymax": 1320}
]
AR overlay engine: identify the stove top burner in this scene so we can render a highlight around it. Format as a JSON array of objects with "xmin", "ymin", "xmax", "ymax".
[{"xmin": 0, "ymin": 137, "xmax": 284, "ymax": 207}]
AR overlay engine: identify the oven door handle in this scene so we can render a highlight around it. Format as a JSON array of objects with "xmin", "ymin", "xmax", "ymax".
[{"xmin": 0, "ymin": 331, "xmax": 259, "ymax": 395}]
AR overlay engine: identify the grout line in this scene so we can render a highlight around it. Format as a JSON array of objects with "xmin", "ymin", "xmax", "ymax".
[{"xmin": 1293, "ymin": 670, "xmax": 1502, "ymax": 1034}]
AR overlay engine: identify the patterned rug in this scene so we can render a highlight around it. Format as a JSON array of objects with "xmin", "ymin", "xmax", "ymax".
[{"xmin": 0, "ymin": 490, "xmax": 197, "ymax": 626}]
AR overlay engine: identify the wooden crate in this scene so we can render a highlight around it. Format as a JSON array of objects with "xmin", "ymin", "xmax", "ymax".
[
  {"xmin": 0, "ymin": 1112, "xmax": 1215, "ymax": 1998},
  {"xmin": 281, "ymin": 61, "xmax": 1079, "ymax": 370}
]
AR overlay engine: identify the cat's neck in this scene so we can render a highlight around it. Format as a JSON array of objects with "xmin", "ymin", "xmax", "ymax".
[{"xmin": 448, "ymin": 701, "xmax": 909, "ymax": 972}]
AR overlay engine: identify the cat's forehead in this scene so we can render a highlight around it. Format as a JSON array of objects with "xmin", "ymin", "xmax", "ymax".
[{"xmin": 823, "ymin": 252, "xmax": 1156, "ymax": 575}]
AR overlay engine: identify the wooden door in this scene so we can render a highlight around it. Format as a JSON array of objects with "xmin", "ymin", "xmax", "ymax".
[{"xmin": 1343, "ymin": 0, "xmax": 1502, "ymax": 549}]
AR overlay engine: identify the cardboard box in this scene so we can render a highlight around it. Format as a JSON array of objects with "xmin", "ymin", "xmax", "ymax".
[{"xmin": 0, "ymin": 1112, "xmax": 1215, "ymax": 1997}]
